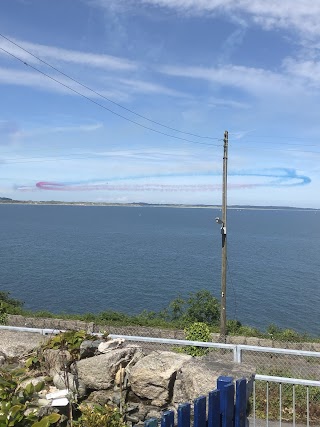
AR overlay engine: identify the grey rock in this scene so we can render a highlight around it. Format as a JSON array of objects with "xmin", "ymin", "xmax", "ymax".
[
  {"xmin": 43, "ymin": 349, "xmax": 72, "ymax": 377},
  {"xmin": 80, "ymin": 340, "xmax": 103, "ymax": 359},
  {"xmin": 38, "ymin": 405, "xmax": 61, "ymax": 418},
  {"xmin": 98, "ymin": 339, "xmax": 125, "ymax": 353},
  {"xmin": 126, "ymin": 415, "xmax": 139, "ymax": 423},
  {"xmin": 53, "ymin": 372, "xmax": 87, "ymax": 398},
  {"xmin": 0, "ymin": 351, "xmax": 6, "ymax": 365},
  {"xmin": 76, "ymin": 346, "xmax": 139, "ymax": 390},
  {"xmin": 85, "ymin": 390, "xmax": 114, "ymax": 405},
  {"xmin": 172, "ymin": 355, "xmax": 255, "ymax": 406},
  {"xmin": 130, "ymin": 351, "xmax": 192, "ymax": 406},
  {"xmin": 0, "ymin": 330, "xmax": 47, "ymax": 358}
]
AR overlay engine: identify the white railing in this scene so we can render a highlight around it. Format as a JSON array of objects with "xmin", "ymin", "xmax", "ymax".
[
  {"xmin": 253, "ymin": 375, "xmax": 320, "ymax": 427},
  {"xmin": 2, "ymin": 326, "xmax": 319, "ymax": 364}
]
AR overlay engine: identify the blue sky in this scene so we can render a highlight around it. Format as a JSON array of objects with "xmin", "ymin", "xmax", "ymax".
[{"xmin": 0, "ymin": 0, "xmax": 320, "ymax": 207}]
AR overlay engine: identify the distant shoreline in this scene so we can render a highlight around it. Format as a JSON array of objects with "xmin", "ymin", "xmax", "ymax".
[{"xmin": 0, "ymin": 199, "xmax": 319, "ymax": 211}]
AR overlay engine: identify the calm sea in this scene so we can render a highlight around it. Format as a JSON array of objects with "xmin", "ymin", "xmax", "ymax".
[{"xmin": 0, "ymin": 205, "xmax": 319, "ymax": 335}]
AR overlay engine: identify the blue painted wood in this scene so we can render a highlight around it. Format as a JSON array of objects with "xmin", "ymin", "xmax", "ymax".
[
  {"xmin": 217, "ymin": 376, "xmax": 233, "ymax": 415},
  {"xmin": 235, "ymin": 378, "xmax": 247, "ymax": 427},
  {"xmin": 219, "ymin": 380, "xmax": 235, "ymax": 427},
  {"xmin": 217, "ymin": 376, "xmax": 233, "ymax": 392},
  {"xmin": 194, "ymin": 396, "xmax": 206, "ymax": 427},
  {"xmin": 178, "ymin": 403, "xmax": 191, "ymax": 427},
  {"xmin": 144, "ymin": 418, "xmax": 158, "ymax": 427},
  {"xmin": 208, "ymin": 389, "xmax": 220, "ymax": 427},
  {"xmin": 161, "ymin": 410, "xmax": 174, "ymax": 427}
]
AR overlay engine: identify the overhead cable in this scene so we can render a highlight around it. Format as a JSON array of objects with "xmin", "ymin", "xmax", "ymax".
[{"xmin": 0, "ymin": 33, "xmax": 220, "ymax": 143}]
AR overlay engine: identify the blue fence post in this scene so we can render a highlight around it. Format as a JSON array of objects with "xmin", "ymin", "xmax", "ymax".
[
  {"xmin": 234, "ymin": 378, "xmax": 247, "ymax": 427},
  {"xmin": 208, "ymin": 389, "xmax": 220, "ymax": 427},
  {"xmin": 161, "ymin": 411, "xmax": 174, "ymax": 427},
  {"xmin": 178, "ymin": 403, "xmax": 191, "ymax": 427},
  {"xmin": 217, "ymin": 376, "xmax": 234, "ymax": 427},
  {"xmin": 194, "ymin": 395, "xmax": 206, "ymax": 427},
  {"xmin": 145, "ymin": 418, "xmax": 158, "ymax": 427}
]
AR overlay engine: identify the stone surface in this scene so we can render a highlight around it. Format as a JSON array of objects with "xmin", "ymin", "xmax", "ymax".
[
  {"xmin": 0, "ymin": 330, "xmax": 47, "ymax": 358},
  {"xmin": 76, "ymin": 346, "xmax": 139, "ymax": 390},
  {"xmin": 0, "ymin": 351, "xmax": 6, "ymax": 365},
  {"xmin": 130, "ymin": 351, "xmax": 192, "ymax": 406},
  {"xmin": 80, "ymin": 339, "xmax": 103, "ymax": 359},
  {"xmin": 172, "ymin": 355, "xmax": 255, "ymax": 406},
  {"xmin": 85, "ymin": 390, "xmax": 114, "ymax": 405},
  {"xmin": 53, "ymin": 372, "xmax": 87, "ymax": 398},
  {"xmin": 43, "ymin": 349, "xmax": 72, "ymax": 376},
  {"xmin": 98, "ymin": 339, "xmax": 125, "ymax": 353}
]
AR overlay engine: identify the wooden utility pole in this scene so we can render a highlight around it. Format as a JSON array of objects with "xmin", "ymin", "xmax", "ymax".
[{"xmin": 220, "ymin": 130, "xmax": 228, "ymax": 340}]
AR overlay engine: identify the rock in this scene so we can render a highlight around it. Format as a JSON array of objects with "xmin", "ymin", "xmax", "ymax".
[
  {"xmin": 85, "ymin": 390, "xmax": 114, "ymax": 405},
  {"xmin": 38, "ymin": 405, "xmax": 63, "ymax": 419},
  {"xmin": 172, "ymin": 356, "xmax": 255, "ymax": 406},
  {"xmin": 43, "ymin": 349, "xmax": 72, "ymax": 377},
  {"xmin": 145, "ymin": 408, "xmax": 162, "ymax": 420},
  {"xmin": 80, "ymin": 340, "xmax": 103, "ymax": 359},
  {"xmin": 98, "ymin": 339, "xmax": 125, "ymax": 353},
  {"xmin": 53, "ymin": 372, "xmax": 87, "ymax": 398},
  {"xmin": 76, "ymin": 346, "xmax": 139, "ymax": 390},
  {"xmin": 0, "ymin": 330, "xmax": 47, "ymax": 358},
  {"xmin": 130, "ymin": 351, "xmax": 192, "ymax": 406},
  {"xmin": 0, "ymin": 351, "xmax": 6, "ymax": 365}
]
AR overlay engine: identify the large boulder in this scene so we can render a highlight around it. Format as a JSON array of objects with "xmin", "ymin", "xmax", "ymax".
[
  {"xmin": 76, "ymin": 345, "xmax": 140, "ymax": 390},
  {"xmin": 129, "ymin": 351, "xmax": 192, "ymax": 407},
  {"xmin": 172, "ymin": 355, "xmax": 255, "ymax": 406},
  {"xmin": 0, "ymin": 330, "xmax": 47, "ymax": 359}
]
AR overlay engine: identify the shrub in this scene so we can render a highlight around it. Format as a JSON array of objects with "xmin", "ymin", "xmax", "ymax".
[
  {"xmin": 75, "ymin": 404, "xmax": 126, "ymax": 427},
  {"xmin": 183, "ymin": 322, "xmax": 211, "ymax": 356},
  {"xmin": 0, "ymin": 368, "xmax": 60, "ymax": 427}
]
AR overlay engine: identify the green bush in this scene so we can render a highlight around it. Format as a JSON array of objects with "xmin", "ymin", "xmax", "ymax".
[
  {"xmin": 0, "ymin": 368, "xmax": 60, "ymax": 427},
  {"xmin": 42, "ymin": 330, "xmax": 95, "ymax": 360},
  {"xmin": 183, "ymin": 322, "xmax": 211, "ymax": 356},
  {"xmin": 75, "ymin": 404, "xmax": 126, "ymax": 427}
]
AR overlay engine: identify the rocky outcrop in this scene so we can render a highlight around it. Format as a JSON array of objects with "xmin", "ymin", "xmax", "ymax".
[
  {"xmin": 76, "ymin": 345, "xmax": 141, "ymax": 390},
  {"xmin": 1, "ymin": 331, "xmax": 255, "ymax": 424},
  {"xmin": 130, "ymin": 351, "xmax": 192, "ymax": 406},
  {"xmin": 172, "ymin": 355, "xmax": 255, "ymax": 406}
]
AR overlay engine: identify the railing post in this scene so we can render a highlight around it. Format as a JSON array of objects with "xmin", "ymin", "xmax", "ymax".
[
  {"xmin": 235, "ymin": 378, "xmax": 247, "ymax": 427},
  {"xmin": 178, "ymin": 403, "xmax": 191, "ymax": 427},
  {"xmin": 145, "ymin": 418, "xmax": 158, "ymax": 427},
  {"xmin": 161, "ymin": 411, "xmax": 174, "ymax": 427},
  {"xmin": 217, "ymin": 376, "xmax": 234, "ymax": 427},
  {"xmin": 234, "ymin": 345, "xmax": 242, "ymax": 363},
  {"xmin": 194, "ymin": 396, "xmax": 206, "ymax": 427},
  {"xmin": 208, "ymin": 389, "xmax": 220, "ymax": 427}
]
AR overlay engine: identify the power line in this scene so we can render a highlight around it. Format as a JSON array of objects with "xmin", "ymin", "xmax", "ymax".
[
  {"xmin": 0, "ymin": 33, "xmax": 220, "ymax": 142},
  {"xmin": 1, "ymin": 46, "xmax": 222, "ymax": 147}
]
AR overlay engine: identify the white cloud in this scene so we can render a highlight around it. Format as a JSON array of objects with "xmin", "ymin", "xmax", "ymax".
[
  {"xmin": 114, "ymin": 77, "xmax": 187, "ymax": 97},
  {"xmin": 284, "ymin": 58, "xmax": 320, "ymax": 88},
  {"xmin": 0, "ymin": 36, "xmax": 138, "ymax": 71},
  {"xmin": 159, "ymin": 63, "xmax": 294, "ymax": 97},
  {"xmin": 0, "ymin": 66, "xmax": 130, "ymax": 101},
  {"xmin": 14, "ymin": 123, "xmax": 103, "ymax": 139},
  {"xmin": 93, "ymin": 0, "xmax": 320, "ymax": 39}
]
